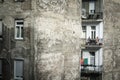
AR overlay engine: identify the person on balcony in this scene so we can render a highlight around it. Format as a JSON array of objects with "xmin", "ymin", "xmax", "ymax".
[
  {"xmin": 86, "ymin": 37, "xmax": 91, "ymax": 45},
  {"xmin": 96, "ymin": 37, "xmax": 99, "ymax": 45}
]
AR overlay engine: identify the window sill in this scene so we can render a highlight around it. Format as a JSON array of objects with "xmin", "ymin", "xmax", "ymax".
[{"xmin": 15, "ymin": 38, "xmax": 24, "ymax": 40}]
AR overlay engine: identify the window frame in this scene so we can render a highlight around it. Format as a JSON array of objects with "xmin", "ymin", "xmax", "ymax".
[
  {"xmin": 14, "ymin": 59, "xmax": 24, "ymax": 80},
  {"xmin": 15, "ymin": 19, "xmax": 24, "ymax": 40}
]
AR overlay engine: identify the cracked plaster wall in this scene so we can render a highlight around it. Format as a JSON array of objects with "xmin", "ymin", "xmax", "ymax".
[
  {"xmin": 103, "ymin": 0, "xmax": 120, "ymax": 80},
  {"xmin": 33, "ymin": 0, "xmax": 82, "ymax": 80}
]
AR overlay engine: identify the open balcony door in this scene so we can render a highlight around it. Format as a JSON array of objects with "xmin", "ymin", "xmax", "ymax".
[{"xmin": 89, "ymin": 0, "xmax": 95, "ymax": 14}]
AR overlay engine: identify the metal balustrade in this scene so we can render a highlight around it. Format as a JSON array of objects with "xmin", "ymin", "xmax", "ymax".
[
  {"xmin": 82, "ymin": 12, "xmax": 103, "ymax": 19},
  {"xmin": 81, "ymin": 64, "xmax": 103, "ymax": 73},
  {"xmin": 81, "ymin": 38, "xmax": 103, "ymax": 50}
]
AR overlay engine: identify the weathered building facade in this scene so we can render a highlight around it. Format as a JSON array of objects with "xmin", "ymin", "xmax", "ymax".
[
  {"xmin": 81, "ymin": 0, "xmax": 103, "ymax": 80},
  {"xmin": 0, "ymin": 0, "xmax": 120, "ymax": 80}
]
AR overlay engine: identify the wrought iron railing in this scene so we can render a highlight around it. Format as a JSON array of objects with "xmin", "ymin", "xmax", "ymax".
[
  {"xmin": 81, "ymin": 64, "xmax": 103, "ymax": 73},
  {"xmin": 81, "ymin": 38, "xmax": 103, "ymax": 46},
  {"xmin": 82, "ymin": 11, "xmax": 103, "ymax": 19}
]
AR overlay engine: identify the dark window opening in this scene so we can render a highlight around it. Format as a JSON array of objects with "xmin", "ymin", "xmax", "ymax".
[
  {"xmin": 14, "ymin": 0, "xmax": 24, "ymax": 2},
  {"xmin": 0, "ymin": 0, "xmax": 4, "ymax": 3}
]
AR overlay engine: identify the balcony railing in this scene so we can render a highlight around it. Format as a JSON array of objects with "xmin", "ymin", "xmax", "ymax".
[
  {"xmin": 82, "ymin": 11, "xmax": 103, "ymax": 20},
  {"xmin": 81, "ymin": 38, "xmax": 103, "ymax": 50},
  {"xmin": 81, "ymin": 64, "xmax": 102, "ymax": 73}
]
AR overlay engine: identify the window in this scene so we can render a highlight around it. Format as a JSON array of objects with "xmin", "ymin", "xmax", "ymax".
[
  {"xmin": 14, "ymin": 0, "xmax": 24, "ymax": 2},
  {"xmin": 0, "ymin": 20, "xmax": 2, "ymax": 38},
  {"xmin": 14, "ymin": 60, "xmax": 24, "ymax": 80},
  {"xmin": 0, "ymin": 60, "xmax": 2, "ymax": 79},
  {"xmin": 91, "ymin": 26, "xmax": 96, "ymax": 39},
  {"xmin": 15, "ymin": 19, "xmax": 24, "ymax": 39},
  {"xmin": 82, "ymin": 26, "xmax": 86, "ymax": 38}
]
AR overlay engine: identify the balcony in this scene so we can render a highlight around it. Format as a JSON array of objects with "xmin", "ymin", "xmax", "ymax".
[
  {"xmin": 81, "ymin": 38, "xmax": 103, "ymax": 51},
  {"xmin": 82, "ymin": 0, "xmax": 103, "ymax": 20},
  {"xmin": 81, "ymin": 64, "xmax": 102, "ymax": 75},
  {"xmin": 82, "ymin": 9, "xmax": 103, "ymax": 20}
]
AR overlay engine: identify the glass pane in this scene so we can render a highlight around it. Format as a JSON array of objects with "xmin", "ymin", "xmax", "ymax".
[
  {"xmin": 91, "ymin": 26, "xmax": 96, "ymax": 39},
  {"xmin": 16, "ymin": 26, "xmax": 20, "ymax": 38},
  {"xmin": 15, "ymin": 61, "xmax": 23, "ymax": 77},
  {"xmin": 90, "ymin": 57, "xmax": 95, "ymax": 65},
  {"xmin": 91, "ymin": 26, "xmax": 95, "ymax": 30},
  {"xmin": 21, "ymin": 27, "xmax": 23, "ymax": 38},
  {"xmin": 90, "ymin": 52, "xmax": 95, "ymax": 65},
  {"xmin": 91, "ymin": 31, "xmax": 93, "ymax": 39}
]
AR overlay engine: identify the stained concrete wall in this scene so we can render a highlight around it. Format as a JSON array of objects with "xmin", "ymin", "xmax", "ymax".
[
  {"xmin": 33, "ymin": 0, "xmax": 82, "ymax": 80},
  {"xmin": 103, "ymin": 0, "xmax": 120, "ymax": 80},
  {"xmin": 0, "ymin": 0, "xmax": 33, "ymax": 80}
]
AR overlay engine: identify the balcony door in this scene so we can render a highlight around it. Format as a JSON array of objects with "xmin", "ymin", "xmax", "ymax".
[
  {"xmin": 90, "ymin": 26, "xmax": 96, "ymax": 39},
  {"xmin": 90, "ymin": 52, "xmax": 95, "ymax": 65},
  {"xmin": 89, "ymin": 0, "xmax": 95, "ymax": 14},
  {"xmin": 83, "ymin": 22, "xmax": 103, "ymax": 40},
  {"xmin": 90, "ymin": 52, "xmax": 95, "ymax": 70}
]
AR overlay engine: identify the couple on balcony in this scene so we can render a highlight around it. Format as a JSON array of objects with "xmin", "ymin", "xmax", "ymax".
[{"xmin": 86, "ymin": 37, "xmax": 102, "ymax": 45}]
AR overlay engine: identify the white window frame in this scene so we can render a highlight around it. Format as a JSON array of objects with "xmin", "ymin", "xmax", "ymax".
[
  {"xmin": 14, "ymin": 60, "xmax": 24, "ymax": 80},
  {"xmin": 15, "ymin": 19, "xmax": 24, "ymax": 40}
]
